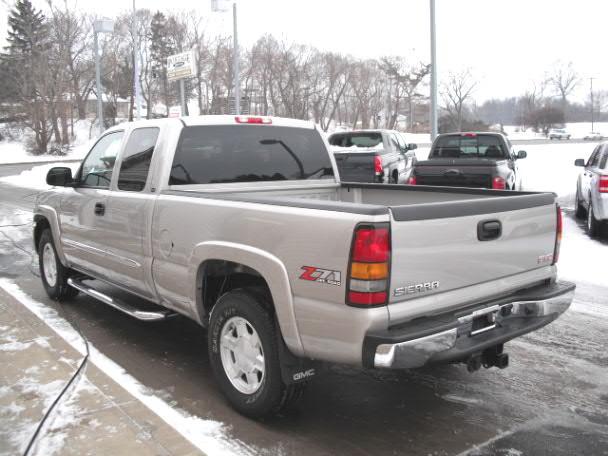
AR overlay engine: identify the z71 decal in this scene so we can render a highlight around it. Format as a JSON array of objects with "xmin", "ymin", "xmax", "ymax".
[{"xmin": 299, "ymin": 266, "xmax": 342, "ymax": 286}]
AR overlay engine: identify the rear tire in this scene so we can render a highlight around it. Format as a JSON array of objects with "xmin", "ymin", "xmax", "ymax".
[
  {"xmin": 587, "ymin": 200, "xmax": 600, "ymax": 238},
  {"xmin": 208, "ymin": 289, "xmax": 305, "ymax": 418},
  {"xmin": 391, "ymin": 171, "xmax": 398, "ymax": 184},
  {"xmin": 38, "ymin": 229, "xmax": 79, "ymax": 300}
]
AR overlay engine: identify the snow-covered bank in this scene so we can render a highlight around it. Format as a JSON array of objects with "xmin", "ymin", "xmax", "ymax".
[{"xmin": 0, "ymin": 120, "xmax": 102, "ymax": 165}]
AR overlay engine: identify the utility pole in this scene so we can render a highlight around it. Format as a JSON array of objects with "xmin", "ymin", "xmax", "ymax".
[
  {"xmin": 429, "ymin": 0, "xmax": 438, "ymax": 140},
  {"xmin": 93, "ymin": 31, "xmax": 103, "ymax": 135},
  {"xmin": 590, "ymin": 77, "xmax": 595, "ymax": 133},
  {"xmin": 233, "ymin": 1, "xmax": 240, "ymax": 115},
  {"xmin": 133, "ymin": 0, "xmax": 141, "ymax": 120}
]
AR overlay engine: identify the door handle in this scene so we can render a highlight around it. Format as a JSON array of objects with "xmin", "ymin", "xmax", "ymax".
[
  {"xmin": 477, "ymin": 219, "xmax": 502, "ymax": 241},
  {"xmin": 94, "ymin": 202, "xmax": 105, "ymax": 216}
]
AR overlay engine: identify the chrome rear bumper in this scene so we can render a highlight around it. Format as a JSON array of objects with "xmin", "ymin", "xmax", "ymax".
[{"xmin": 368, "ymin": 281, "xmax": 575, "ymax": 369}]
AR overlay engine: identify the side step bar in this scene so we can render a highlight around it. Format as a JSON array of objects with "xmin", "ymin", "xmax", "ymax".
[{"xmin": 67, "ymin": 277, "xmax": 177, "ymax": 322}]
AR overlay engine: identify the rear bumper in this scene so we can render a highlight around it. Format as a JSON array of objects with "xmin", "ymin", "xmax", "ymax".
[{"xmin": 363, "ymin": 281, "xmax": 575, "ymax": 369}]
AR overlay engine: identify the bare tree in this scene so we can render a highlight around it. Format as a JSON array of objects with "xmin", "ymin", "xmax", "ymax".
[
  {"xmin": 547, "ymin": 61, "xmax": 578, "ymax": 110},
  {"xmin": 441, "ymin": 69, "xmax": 477, "ymax": 131}
]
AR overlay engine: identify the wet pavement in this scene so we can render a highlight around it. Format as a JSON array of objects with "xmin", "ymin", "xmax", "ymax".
[{"xmin": 0, "ymin": 170, "xmax": 607, "ymax": 455}]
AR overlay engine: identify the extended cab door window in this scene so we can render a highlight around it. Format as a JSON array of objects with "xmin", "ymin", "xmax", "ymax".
[
  {"xmin": 78, "ymin": 131, "xmax": 124, "ymax": 188},
  {"xmin": 117, "ymin": 127, "xmax": 159, "ymax": 192}
]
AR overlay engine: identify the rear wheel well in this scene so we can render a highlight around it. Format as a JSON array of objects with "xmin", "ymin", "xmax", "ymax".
[
  {"xmin": 197, "ymin": 260, "xmax": 273, "ymax": 326},
  {"xmin": 33, "ymin": 216, "xmax": 50, "ymax": 250}
]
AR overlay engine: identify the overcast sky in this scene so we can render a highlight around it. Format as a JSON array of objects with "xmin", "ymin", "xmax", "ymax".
[{"xmin": 1, "ymin": 0, "xmax": 607, "ymax": 102}]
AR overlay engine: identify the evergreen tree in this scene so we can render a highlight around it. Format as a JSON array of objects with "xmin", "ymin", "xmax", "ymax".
[
  {"xmin": 150, "ymin": 11, "xmax": 176, "ymax": 112},
  {"xmin": 1, "ymin": 0, "xmax": 50, "ymax": 153},
  {"xmin": 5, "ymin": 0, "xmax": 48, "ymax": 57}
]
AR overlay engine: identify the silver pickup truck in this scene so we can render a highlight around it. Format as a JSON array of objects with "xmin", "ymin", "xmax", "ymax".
[{"xmin": 34, "ymin": 115, "xmax": 575, "ymax": 418}]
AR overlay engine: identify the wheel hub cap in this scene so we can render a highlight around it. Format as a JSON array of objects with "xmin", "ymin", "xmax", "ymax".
[
  {"xmin": 42, "ymin": 243, "xmax": 57, "ymax": 287},
  {"xmin": 219, "ymin": 316, "xmax": 265, "ymax": 394}
]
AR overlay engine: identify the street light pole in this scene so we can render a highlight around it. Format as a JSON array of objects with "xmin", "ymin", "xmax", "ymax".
[
  {"xmin": 93, "ymin": 30, "xmax": 103, "ymax": 135},
  {"xmin": 93, "ymin": 19, "xmax": 114, "ymax": 136},
  {"xmin": 133, "ymin": 0, "xmax": 141, "ymax": 120},
  {"xmin": 429, "ymin": 0, "xmax": 438, "ymax": 140},
  {"xmin": 590, "ymin": 77, "xmax": 595, "ymax": 133},
  {"xmin": 233, "ymin": 1, "xmax": 240, "ymax": 115}
]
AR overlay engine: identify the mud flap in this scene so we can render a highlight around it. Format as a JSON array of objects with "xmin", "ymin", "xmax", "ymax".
[{"xmin": 277, "ymin": 335, "xmax": 322, "ymax": 385}]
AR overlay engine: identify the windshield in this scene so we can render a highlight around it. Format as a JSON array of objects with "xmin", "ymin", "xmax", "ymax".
[
  {"xmin": 430, "ymin": 135, "xmax": 507, "ymax": 159},
  {"xmin": 169, "ymin": 125, "xmax": 334, "ymax": 185},
  {"xmin": 329, "ymin": 132, "xmax": 383, "ymax": 148}
]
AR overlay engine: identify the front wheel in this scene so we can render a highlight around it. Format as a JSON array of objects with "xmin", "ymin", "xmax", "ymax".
[
  {"xmin": 38, "ymin": 229, "xmax": 78, "ymax": 300},
  {"xmin": 208, "ymin": 289, "xmax": 304, "ymax": 418}
]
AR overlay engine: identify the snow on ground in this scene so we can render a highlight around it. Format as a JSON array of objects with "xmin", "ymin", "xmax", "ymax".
[
  {"xmin": 0, "ymin": 120, "xmax": 106, "ymax": 165},
  {"xmin": 504, "ymin": 121, "xmax": 608, "ymax": 140},
  {"xmin": 0, "ymin": 162, "xmax": 81, "ymax": 190},
  {"xmin": 0, "ymin": 278, "xmax": 254, "ymax": 456},
  {"xmin": 516, "ymin": 141, "xmax": 608, "ymax": 289}
]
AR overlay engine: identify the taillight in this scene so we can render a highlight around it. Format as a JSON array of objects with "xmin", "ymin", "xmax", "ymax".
[
  {"xmin": 407, "ymin": 176, "xmax": 417, "ymax": 185},
  {"xmin": 553, "ymin": 204, "xmax": 562, "ymax": 265},
  {"xmin": 599, "ymin": 176, "xmax": 608, "ymax": 193},
  {"xmin": 492, "ymin": 176, "xmax": 506, "ymax": 190},
  {"xmin": 374, "ymin": 155, "xmax": 383, "ymax": 175},
  {"xmin": 347, "ymin": 224, "xmax": 390, "ymax": 307},
  {"xmin": 235, "ymin": 116, "xmax": 272, "ymax": 124}
]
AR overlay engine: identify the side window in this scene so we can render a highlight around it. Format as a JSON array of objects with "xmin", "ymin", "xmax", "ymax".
[
  {"xmin": 599, "ymin": 149, "xmax": 608, "ymax": 170},
  {"xmin": 395, "ymin": 133, "xmax": 407, "ymax": 152},
  {"xmin": 117, "ymin": 127, "xmax": 159, "ymax": 191},
  {"xmin": 588, "ymin": 146, "xmax": 601, "ymax": 167},
  {"xmin": 389, "ymin": 134, "xmax": 401, "ymax": 153},
  {"xmin": 79, "ymin": 131, "xmax": 124, "ymax": 188}
]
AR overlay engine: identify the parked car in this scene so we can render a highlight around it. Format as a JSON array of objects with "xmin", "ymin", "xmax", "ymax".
[
  {"xmin": 35, "ymin": 115, "xmax": 574, "ymax": 418},
  {"xmin": 548, "ymin": 128, "xmax": 571, "ymax": 140},
  {"xmin": 574, "ymin": 143, "xmax": 608, "ymax": 237},
  {"xmin": 409, "ymin": 132, "xmax": 526, "ymax": 190},
  {"xmin": 328, "ymin": 130, "xmax": 417, "ymax": 184},
  {"xmin": 583, "ymin": 132, "xmax": 603, "ymax": 141}
]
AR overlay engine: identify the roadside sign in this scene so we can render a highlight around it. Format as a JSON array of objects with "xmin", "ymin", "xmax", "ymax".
[
  {"xmin": 168, "ymin": 106, "xmax": 182, "ymax": 118},
  {"xmin": 167, "ymin": 50, "xmax": 196, "ymax": 82}
]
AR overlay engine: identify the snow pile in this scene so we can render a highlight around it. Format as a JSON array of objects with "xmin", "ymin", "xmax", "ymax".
[{"xmin": 0, "ymin": 162, "xmax": 81, "ymax": 190}]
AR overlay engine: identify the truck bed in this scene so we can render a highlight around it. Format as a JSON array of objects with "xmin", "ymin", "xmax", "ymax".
[{"xmin": 164, "ymin": 182, "xmax": 554, "ymax": 221}]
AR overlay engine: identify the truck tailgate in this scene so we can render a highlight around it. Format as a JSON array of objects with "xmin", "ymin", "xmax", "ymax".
[
  {"xmin": 333, "ymin": 151, "xmax": 377, "ymax": 183},
  {"xmin": 388, "ymin": 198, "xmax": 557, "ymax": 316},
  {"xmin": 414, "ymin": 159, "xmax": 502, "ymax": 188}
]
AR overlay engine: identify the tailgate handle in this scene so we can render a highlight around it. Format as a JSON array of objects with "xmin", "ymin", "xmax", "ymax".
[{"xmin": 478, "ymin": 220, "xmax": 502, "ymax": 241}]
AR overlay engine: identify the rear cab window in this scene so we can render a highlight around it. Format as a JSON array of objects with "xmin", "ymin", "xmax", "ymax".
[
  {"xmin": 328, "ymin": 132, "xmax": 383, "ymax": 149},
  {"xmin": 169, "ymin": 125, "xmax": 334, "ymax": 185},
  {"xmin": 431, "ymin": 134, "xmax": 507, "ymax": 159}
]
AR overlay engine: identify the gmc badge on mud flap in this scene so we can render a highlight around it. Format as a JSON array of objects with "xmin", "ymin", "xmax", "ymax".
[{"xmin": 394, "ymin": 281, "xmax": 440, "ymax": 296}]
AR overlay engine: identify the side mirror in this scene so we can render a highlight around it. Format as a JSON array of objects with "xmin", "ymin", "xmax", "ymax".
[
  {"xmin": 574, "ymin": 159, "xmax": 585, "ymax": 167},
  {"xmin": 407, "ymin": 143, "xmax": 418, "ymax": 151},
  {"xmin": 517, "ymin": 150, "xmax": 527, "ymax": 159},
  {"xmin": 46, "ymin": 167, "xmax": 73, "ymax": 186}
]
